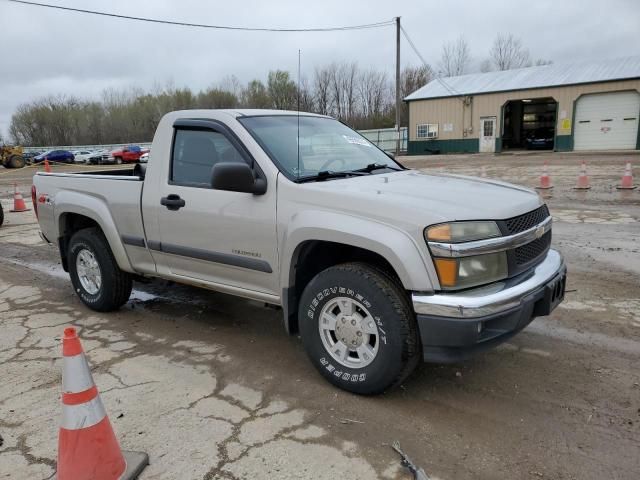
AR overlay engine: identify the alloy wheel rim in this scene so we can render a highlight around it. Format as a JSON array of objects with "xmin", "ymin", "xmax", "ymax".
[
  {"xmin": 76, "ymin": 249, "xmax": 102, "ymax": 295},
  {"xmin": 318, "ymin": 296, "xmax": 379, "ymax": 369}
]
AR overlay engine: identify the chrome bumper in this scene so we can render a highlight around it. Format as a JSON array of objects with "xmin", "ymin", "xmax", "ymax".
[{"xmin": 412, "ymin": 249, "xmax": 565, "ymax": 319}]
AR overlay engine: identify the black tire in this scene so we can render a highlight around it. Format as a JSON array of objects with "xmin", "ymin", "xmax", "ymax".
[
  {"xmin": 0, "ymin": 202, "xmax": 4, "ymax": 227},
  {"xmin": 68, "ymin": 227, "xmax": 132, "ymax": 312},
  {"xmin": 299, "ymin": 262, "xmax": 420, "ymax": 395},
  {"xmin": 8, "ymin": 155, "xmax": 25, "ymax": 169}
]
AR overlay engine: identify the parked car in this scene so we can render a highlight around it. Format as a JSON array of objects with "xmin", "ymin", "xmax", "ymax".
[
  {"xmin": 33, "ymin": 150, "xmax": 75, "ymax": 164},
  {"xmin": 33, "ymin": 109, "xmax": 566, "ymax": 395},
  {"xmin": 23, "ymin": 151, "xmax": 42, "ymax": 164},
  {"xmin": 87, "ymin": 150, "xmax": 112, "ymax": 165},
  {"xmin": 72, "ymin": 150, "xmax": 94, "ymax": 163},
  {"xmin": 110, "ymin": 145, "xmax": 147, "ymax": 164},
  {"xmin": 139, "ymin": 151, "xmax": 150, "ymax": 163},
  {"xmin": 525, "ymin": 128, "xmax": 555, "ymax": 150}
]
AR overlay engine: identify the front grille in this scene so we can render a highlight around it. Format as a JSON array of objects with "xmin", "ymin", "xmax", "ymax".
[
  {"xmin": 513, "ymin": 231, "xmax": 552, "ymax": 267},
  {"xmin": 504, "ymin": 205, "xmax": 550, "ymax": 235}
]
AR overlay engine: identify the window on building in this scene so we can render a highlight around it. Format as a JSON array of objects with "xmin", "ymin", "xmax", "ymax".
[{"xmin": 416, "ymin": 123, "xmax": 438, "ymax": 139}]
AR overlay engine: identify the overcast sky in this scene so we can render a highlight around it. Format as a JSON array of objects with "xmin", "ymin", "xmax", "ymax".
[{"xmin": 1, "ymin": 0, "xmax": 639, "ymax": 138}]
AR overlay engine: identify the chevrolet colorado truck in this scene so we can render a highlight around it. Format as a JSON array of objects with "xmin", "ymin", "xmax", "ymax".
[{"xmin": 33, "ymin": 109, "xmax": 566, "ymax": 394}]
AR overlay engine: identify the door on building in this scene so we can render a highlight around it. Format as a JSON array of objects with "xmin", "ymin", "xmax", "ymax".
[
  {"xmin": 574, "ymin": 91, "xmax": 640, "ymax": 151},
  {"xmin": 480, "ymin": 117, "xmax": 496, "ymax": 153}
]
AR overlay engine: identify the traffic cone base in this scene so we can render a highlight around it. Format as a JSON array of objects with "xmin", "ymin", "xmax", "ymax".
[
  {"xmin": 56, "ymin": 327, "xmax": 148, "ymax": 480},
  {"xmin": 10, "ymin": 185, "xmax": 30, "ymax": 212}
]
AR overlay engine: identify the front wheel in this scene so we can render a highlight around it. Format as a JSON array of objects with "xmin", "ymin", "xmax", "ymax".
[
  {"xmin": 68, "ymin": 227, "xmax": 132, "ymax": 311},
  {"xmin": 115, "ymin": 157, "xmax": 122, "ymax": 164},
  {"xmin": 299, "ymin": 263, "xmax": 420, "ymax": 395}
]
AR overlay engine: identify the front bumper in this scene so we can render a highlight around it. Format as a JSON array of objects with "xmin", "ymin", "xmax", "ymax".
[{"xmin": 412, "ymin": 249, "xmax": 566, "ymax": 362}]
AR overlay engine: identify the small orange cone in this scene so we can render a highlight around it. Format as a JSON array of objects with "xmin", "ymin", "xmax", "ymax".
[
  {"xmin": 44, "ymin": 158, "xmax": 52, "ymax": 173},
  {"xmin": 536, "ymin": 161, "xmax": 553, "ymax": 189},
  {"xmin": 57, "ymin": 327, "xmax": 148, "ymax": 480},
  {"xmin": 10, "ymin": 184, "xmax": 30, "ymax": 212},
  {"xmin": 616, "ymin": 162, "xmax": 636, "ymax": 190},
  {"xmin": 573, "ymin": 161, "xmax": 591, "ymax": 190}
]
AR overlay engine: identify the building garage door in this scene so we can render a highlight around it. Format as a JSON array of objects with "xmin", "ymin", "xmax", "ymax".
[{"xmin": 574, "ymin": 91, "xmax": 640, "ymax": 150}]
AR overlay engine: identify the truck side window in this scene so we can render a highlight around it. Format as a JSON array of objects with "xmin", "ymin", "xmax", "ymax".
[{"xmin": 171, "ymin": 129, "xmax": 246, "ymax": 187}]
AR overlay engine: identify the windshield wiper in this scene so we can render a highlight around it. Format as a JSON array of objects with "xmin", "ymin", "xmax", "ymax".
[
  {"xmin": 296, "ymin": 170, "xmax": 368, "ymax": 183},
  {"xmin": 351, "ymin": 163, "xmax": 402, "ymax": 173}
]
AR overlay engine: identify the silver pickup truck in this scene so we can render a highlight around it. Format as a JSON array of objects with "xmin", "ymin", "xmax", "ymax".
[{"xmin": 33, "ymin": 109, "xmax": 566, "ymax": 394}]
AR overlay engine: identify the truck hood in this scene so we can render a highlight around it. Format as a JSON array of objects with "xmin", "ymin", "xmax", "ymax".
[{"xmin": 296, "ymin": 170, "xmax": 543, "ymax": 226}]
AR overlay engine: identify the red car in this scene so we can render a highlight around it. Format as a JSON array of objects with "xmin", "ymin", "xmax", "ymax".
[{"xmin": 110, "ymin": 145, "xmax": 148, "ymax": 164}]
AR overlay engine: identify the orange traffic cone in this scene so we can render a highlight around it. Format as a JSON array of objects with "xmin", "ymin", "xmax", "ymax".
[
  {"xmin": 10, "ymin": 184, "xmax": 30, "ymax": 212},
  {"xmin": 44, "ymin": 158, "xmax": 52, "ymax": 173},
  {"xmin": 57, "ymin": 327, "xmax": 148, "ymax": 480},
  {"xmin": 536, "ymin": 161, "xmax": 553, "ymax": 189},
  {"xmin": 616, "ymin": 162, "xmax": 636, "ymax": 190},
  {"xmin": 573, "ymin": 161, "xmax": 591, "ymax": 190}
]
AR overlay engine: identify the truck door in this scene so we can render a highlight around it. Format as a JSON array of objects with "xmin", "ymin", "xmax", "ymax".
[{"xmin": 143, "ymin": 121, "xmax": 279, "ymax": 297}]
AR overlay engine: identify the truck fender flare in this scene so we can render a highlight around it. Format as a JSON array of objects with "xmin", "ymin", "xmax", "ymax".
[
  {"xmin": 280, "ymin": 210, "xmax": 437, "ymax": 292},
  {"xmin": 55, "ymin": 191, "xmax": 135, "ymax": 273}
]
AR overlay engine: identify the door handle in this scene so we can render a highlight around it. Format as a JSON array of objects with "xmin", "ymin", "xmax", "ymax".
[{"xmin": 160, "ymin": 194, "xmax": 186, "ymax": 211}]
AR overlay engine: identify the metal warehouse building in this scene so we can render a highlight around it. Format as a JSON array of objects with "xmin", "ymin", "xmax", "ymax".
[{"xmin": 405, "ymin": 56, "xmax": 640, "ymax": 154}]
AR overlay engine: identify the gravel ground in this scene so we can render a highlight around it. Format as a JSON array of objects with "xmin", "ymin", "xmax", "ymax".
[{"xmin": 1, "ymin": 151, "xmax": 639, "ymax": 479}]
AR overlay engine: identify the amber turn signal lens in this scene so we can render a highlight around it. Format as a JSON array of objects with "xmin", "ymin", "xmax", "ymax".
[
  {"xmin": 434, "ymin": 258, "xmax": 458, "ymax": 287},
  {"xmin": 427, "ymin": 224, "xmax": 451, "ymax": 242}
]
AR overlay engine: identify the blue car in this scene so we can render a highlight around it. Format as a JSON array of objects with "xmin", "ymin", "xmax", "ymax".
[{"xmin": 33, "ymin": 150, "xmax": 75, "ymax": 164}]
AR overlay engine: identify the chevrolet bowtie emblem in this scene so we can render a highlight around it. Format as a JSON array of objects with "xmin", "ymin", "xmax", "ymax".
[{"xmin": 535, "ymin": 226, "xmax": 545, "ymax": 239}]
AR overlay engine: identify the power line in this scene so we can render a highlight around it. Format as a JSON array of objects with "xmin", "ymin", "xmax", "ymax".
[
  {"xmin": 400, "ymin": 25, "xmax": 464, "ymax": 98},
  {"xmin": 6, "ymin": 0, "xmax": 395, "ymax": 32}
]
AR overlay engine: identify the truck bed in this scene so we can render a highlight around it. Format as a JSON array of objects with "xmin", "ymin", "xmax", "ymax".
[{"xmin": 33, "ymin": 169, "xmax": 152, "ymax": 274}]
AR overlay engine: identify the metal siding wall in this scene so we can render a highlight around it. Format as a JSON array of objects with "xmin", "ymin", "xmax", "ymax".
[
  {"xmin": 409, "ymin": 79, "xmax": 640, "ymax": 147},
  {"xmin": 409, "ymin": 97, "xmax": 464, "ymax": 140}
]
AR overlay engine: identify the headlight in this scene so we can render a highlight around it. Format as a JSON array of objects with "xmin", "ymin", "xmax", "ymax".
[
  {"xmin": 432, "ymin": 252, "xmax": 508, "ymax": 290},
  {"xmin": 426, "ymin": 221, "xmax": 506, "ymax": 290},
  {"xmin": 426, "ymin": 221, "xmax": 501, "ymax": 243}
]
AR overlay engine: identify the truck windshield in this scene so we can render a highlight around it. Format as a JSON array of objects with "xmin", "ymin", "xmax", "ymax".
[{"xmin": 238, "ymin": 115, "xmax": 401, "ymax": 181}]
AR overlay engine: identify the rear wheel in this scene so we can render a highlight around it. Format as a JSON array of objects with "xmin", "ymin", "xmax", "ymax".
[
  {"xmin": 7, "ymin": 155, "xmax": 25, "ymax": 169},
  {"xmin": 68, "ymin": 228, "xmax": 132, "ymax": 311},
  {"xmin": 299, "ymin": 262, "xmax": 420, "ymax": 395},
  {"xmin": 0, "ymin": 202, "xmax": 4, "ymax": 227}
]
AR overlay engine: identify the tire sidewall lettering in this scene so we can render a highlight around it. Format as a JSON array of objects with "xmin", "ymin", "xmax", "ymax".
[
  {"xmin": 70, "ymin": 240, "xmax": 102, "ymax": 305},
  {"xmin": 307, "ymin": 285, "xmax": 385, "ymax": 384}
]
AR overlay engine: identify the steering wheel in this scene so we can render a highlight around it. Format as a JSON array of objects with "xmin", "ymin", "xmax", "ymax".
[{"xmin": 318, "ymin": 157, "xmax": 346, "ymax": 172}]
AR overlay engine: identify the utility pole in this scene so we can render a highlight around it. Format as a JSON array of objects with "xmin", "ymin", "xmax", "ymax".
[{"xmin": 395, "ymin": 16, "xmax": 401, "ymax": 156}]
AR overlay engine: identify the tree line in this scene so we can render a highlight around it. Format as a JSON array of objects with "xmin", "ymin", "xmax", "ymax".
[
  {"xmin": 9, "ymin": 32, "xmax": 548, "ymax": 146},
  {"xmin": 9, "ymin": 64, "xmax": 431, "ymax": 146}
]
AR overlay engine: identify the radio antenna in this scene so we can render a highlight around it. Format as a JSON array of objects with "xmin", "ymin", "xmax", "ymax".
[{"xmin": 297, "ymin": 48, "xmax": 301, "ymax": 180}]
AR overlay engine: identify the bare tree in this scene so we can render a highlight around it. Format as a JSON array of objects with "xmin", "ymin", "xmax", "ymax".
[
  {"xmin": 490, "ymin": 33, "xmax": 531, "ymax": 71},
  {"xmin": 313, "ymin": 66, "xmax": 332, "ymax": 115},
  {"xmin": 399, "ymin": 65, "xmax": 433, "ymax": 126},
  {"xmin": 297, "ymin": 77, "xmax": 315, "ymax": 112},
  {"xmin": 439, "ymin": 36, "xmax": 471, "ymax": 77}
]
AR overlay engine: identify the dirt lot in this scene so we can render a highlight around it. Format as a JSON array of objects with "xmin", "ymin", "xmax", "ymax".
[{"xmin": 1, "ymin": 152, "xmax": 639, "ymax": 479}]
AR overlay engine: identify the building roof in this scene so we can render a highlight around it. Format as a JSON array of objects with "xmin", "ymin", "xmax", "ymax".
[{"xmin": 405, "ymin": 56, "xmax": 640, "ymax": 101}]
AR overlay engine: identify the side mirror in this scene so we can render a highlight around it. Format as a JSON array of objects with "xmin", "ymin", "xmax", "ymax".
[{"xmin": 211, "ymin": 162, "xmax": 267, "ymax": 195}]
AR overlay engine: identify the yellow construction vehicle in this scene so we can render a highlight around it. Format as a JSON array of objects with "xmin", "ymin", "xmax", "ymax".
[{"xmin": 1, "ymin": 144, "xmax": 26, "ymax": 169}]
